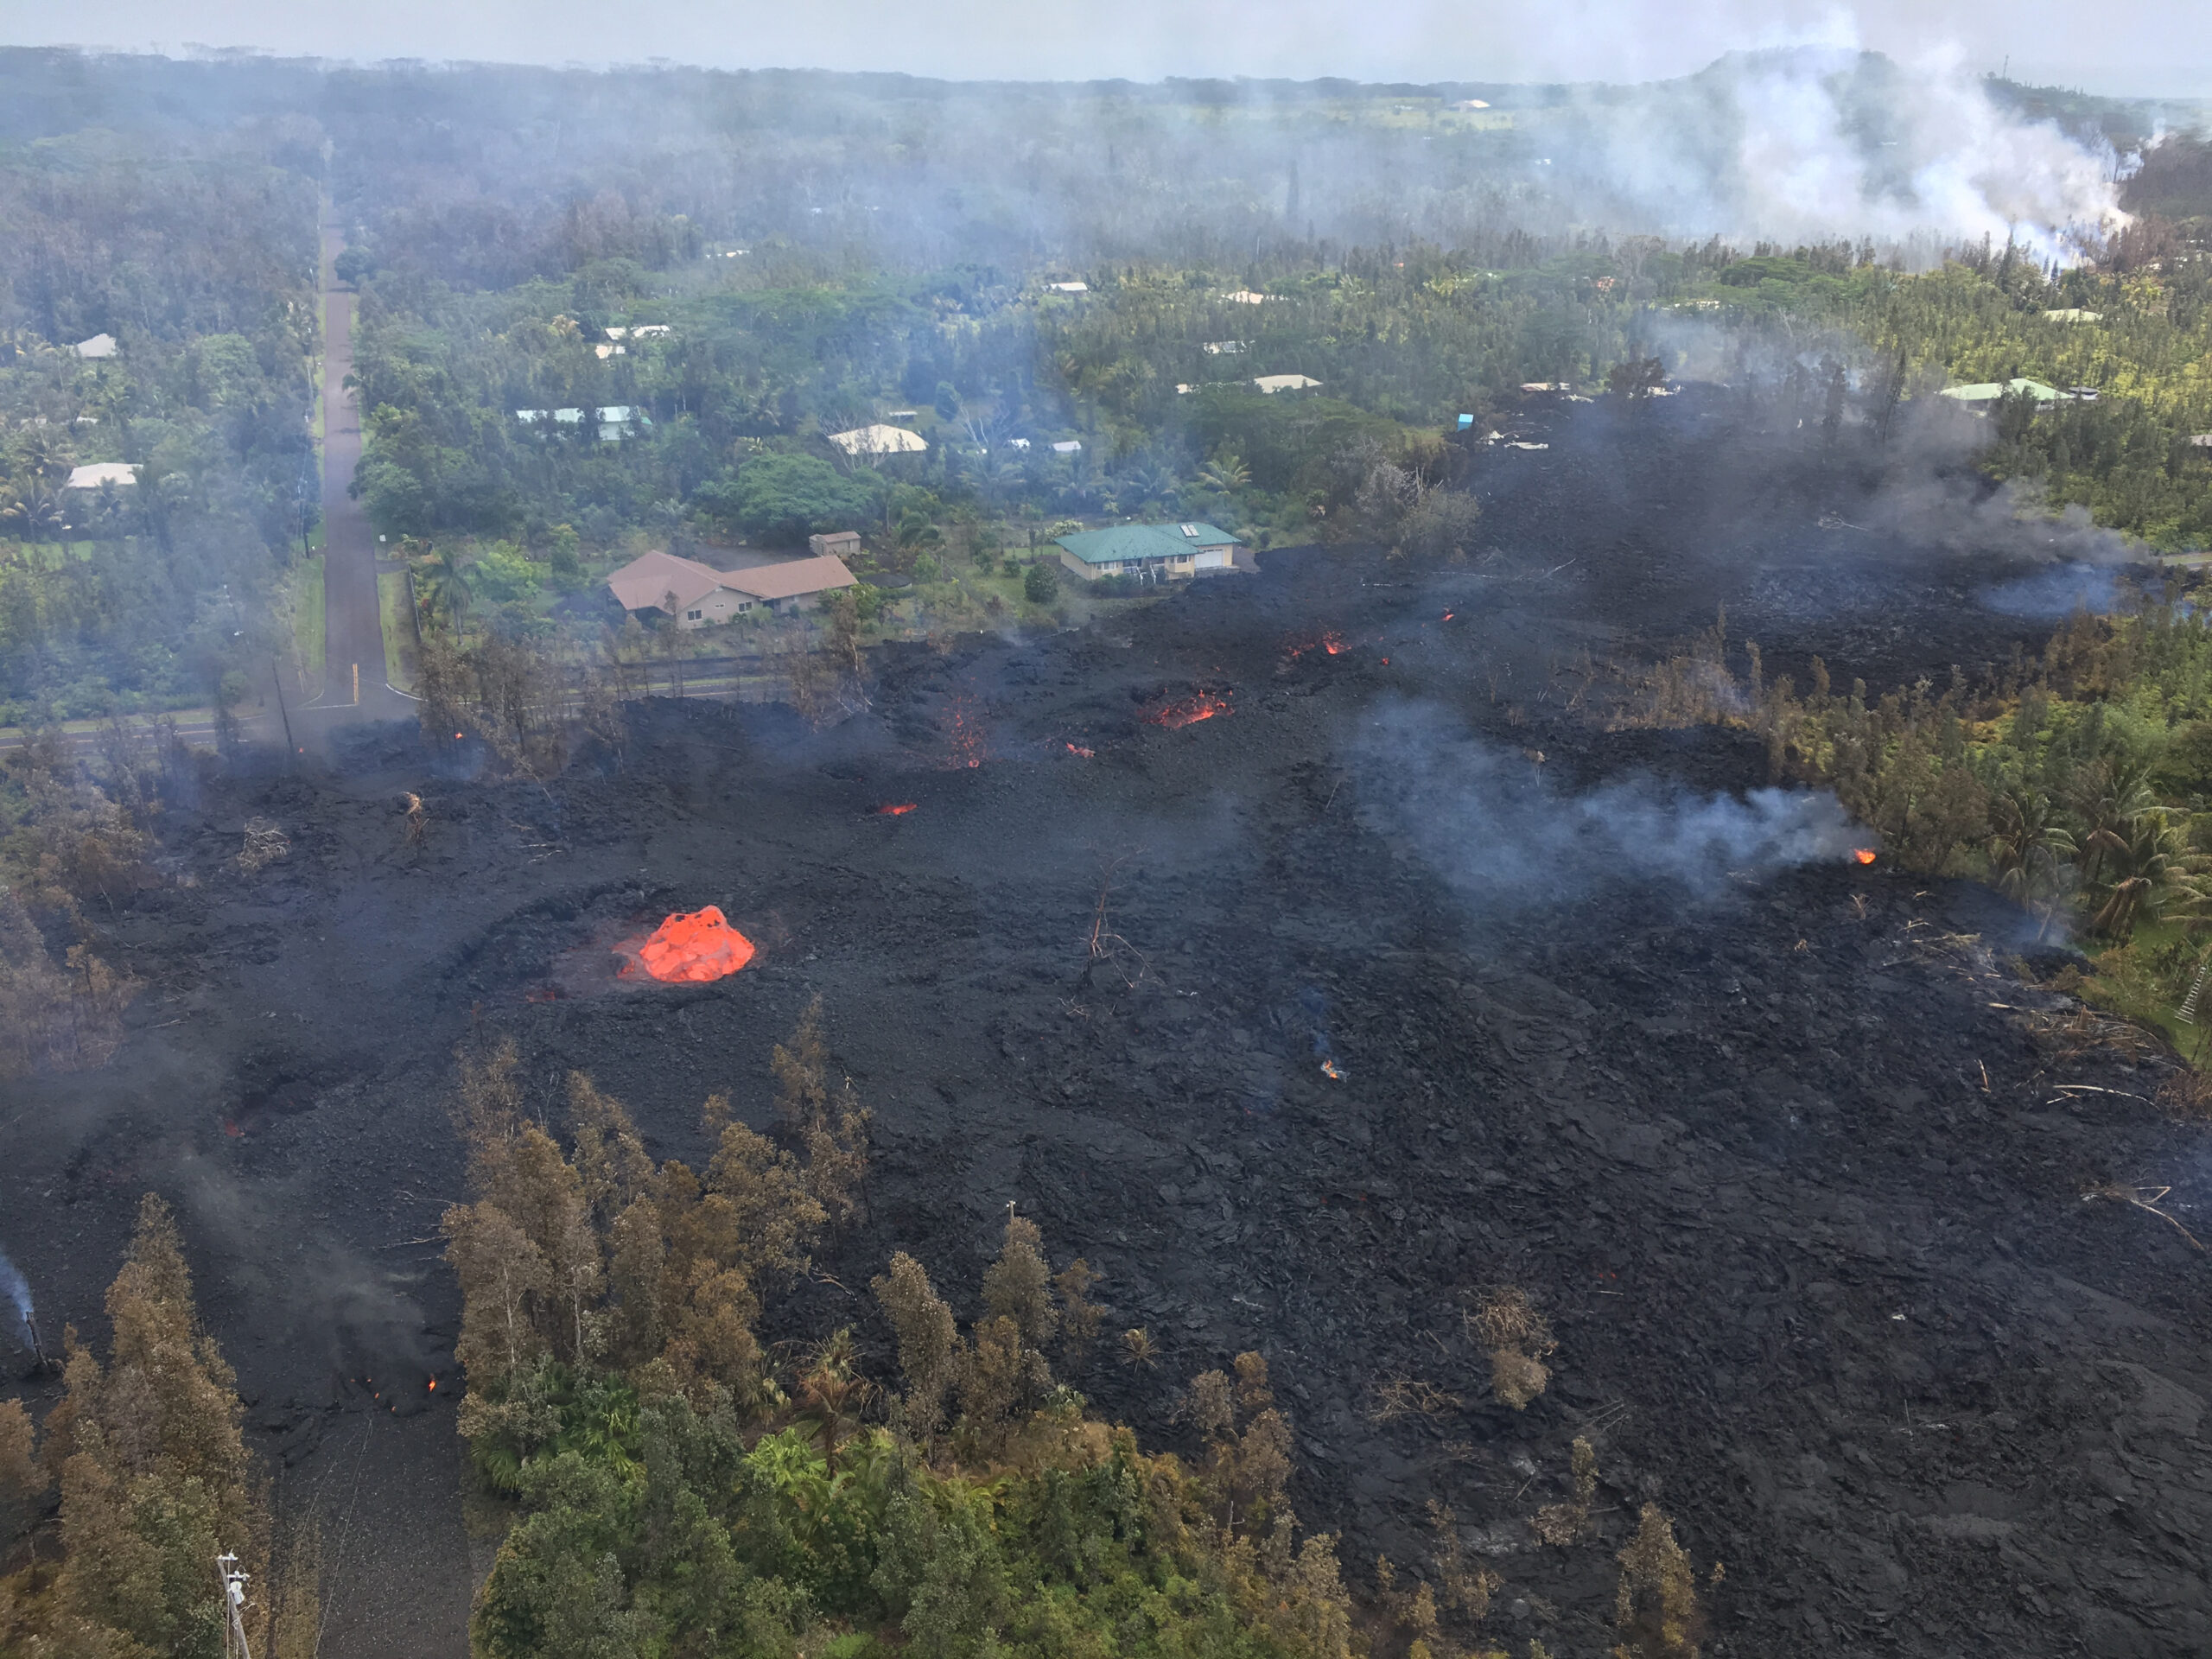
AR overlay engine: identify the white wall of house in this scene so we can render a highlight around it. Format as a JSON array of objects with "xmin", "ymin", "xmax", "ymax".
[{"xmin": 677, "ymin": 588, "xmax": 757, "ymax": 628}]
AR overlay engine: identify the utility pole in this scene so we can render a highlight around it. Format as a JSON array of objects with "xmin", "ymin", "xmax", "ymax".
[
  {"xmin": 214, "ymin": 1552, "xmax": 253, "ymax": 1659},
  {"xmin": 270, "ymin": 657, "xmax": 296, "ymax": 760}
]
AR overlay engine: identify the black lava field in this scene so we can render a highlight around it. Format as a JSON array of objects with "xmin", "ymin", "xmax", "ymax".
[{"xmin": 7, "ymin": 391, "xmax": 2209, "ymax": 1658}]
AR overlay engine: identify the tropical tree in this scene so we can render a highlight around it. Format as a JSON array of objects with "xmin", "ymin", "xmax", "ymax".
[
  {"xmin": 1985, "ymin": 786, "xmax": 2077, "ymax": 937},
  {"xmin": 2087, "ymin": 807, "xmax": 2209, "ymax": 940}
]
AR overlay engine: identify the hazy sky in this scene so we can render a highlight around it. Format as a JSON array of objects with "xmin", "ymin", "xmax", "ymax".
[{"xmin": 0, "ymin": 0, "xmax": 2203, "ymax": 95}]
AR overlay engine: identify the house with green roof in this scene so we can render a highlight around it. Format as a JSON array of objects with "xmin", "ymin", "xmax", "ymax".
[{"xmin": 1053, "ymin": 522, "xmax": 1247, "ymax": 583}]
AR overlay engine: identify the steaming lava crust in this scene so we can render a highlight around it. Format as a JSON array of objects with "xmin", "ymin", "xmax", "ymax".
[{"xmin": 7, "ymin": 394, "xmax": 2210, "ymax": 1657}]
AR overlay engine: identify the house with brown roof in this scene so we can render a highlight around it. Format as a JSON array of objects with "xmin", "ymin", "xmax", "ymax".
[{"xmin": 607, "ymin": 549, "xmax": 858, "ymax": 628}]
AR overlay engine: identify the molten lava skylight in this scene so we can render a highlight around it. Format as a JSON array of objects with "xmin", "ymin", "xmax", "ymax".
[{"xmin": 620, "ymin": 906, "xmax": 756, "ymax": 983}]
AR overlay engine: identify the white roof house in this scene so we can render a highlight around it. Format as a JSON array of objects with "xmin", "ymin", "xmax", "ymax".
[
  {"xmin": 1202, "ymin": 340, "xmax": 1248, "ymax": 354},
  {"xmin": 1254, "ymin": 374, "xmax": 1323, "ymax": 393},
  {"xmin": 630, "ymin": 324, "xmax": 671, "ymax": 338},
  {"xmin": 2043, "ymin": 308, "xmax": 2103, "ymax": 323},
  {"xmin": 1051, "ymin": 439, "xmax": 1084, "ymax": 454},
  {"xmin": 826, "ymin": 423, "xmax": 928, "ymax": 457},
  {"xmin": 65, "ymin": 462, "xmax": 139, "ymax": 489},
  {"xmin": 594, "ymin": 342, "xmax": 627, "ymax": 359},
  {"xmin": 515, "ymin": 406, "xmax": 645, "ymax": 442},
  {"xmin": 1220, "ymin": 290, "xmax": 1271, "ymax": 305},
  {"xmin": 73, "ymin": 334, "xmax": 118, "ymax": 359},
  {"xmin": 1048, "ymin": 281, "xmax": 1090, "ymax": 294}
]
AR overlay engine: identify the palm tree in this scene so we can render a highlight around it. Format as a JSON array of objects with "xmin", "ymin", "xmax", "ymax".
[
  {"xmin": 0, "ymin": 480, "xmax": 66, "ymax": 543},
  {"xmin": 795, "ymin": 1327, "xmax": 871, "ymax": 1474},
  {"xmin": 1985, "ymin": 786, "xmax": 2077, "ymax": 938},
  {"xmin": 1196, "ymin": 453, "xmax": 1250, "ymax": 495},
  {"xmin": 2068, "ymin": 758, "xmax": 2158, "ymax": 890},
  {"xmin": 893, "ymin": 509, "xmax": 943, "ymax": 572},
  {"xmin": 2088, "ymin": 808, "xmax": 2210, "ymax": 941},
  {"xmin": 418, "ymin": 543, "xmax": 472, "ymax": 632}
]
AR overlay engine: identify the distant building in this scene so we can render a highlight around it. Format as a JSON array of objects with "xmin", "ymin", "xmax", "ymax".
[
  {"xmin": 1051, "ymin": 439, "xmax": 1084, "ymax": 454},
  {"xmin": 630, "ymin": 324, "xmax": 671, "ymax": 338},
  {"xmin": 2042, "ymin": 308, "xmax": 2102, "ymax": 322},
  {"xmin": 1938, "ymin": 378, "xmax": 2063, "ymax": 408},
  {"xmin": 607, "ymin": 550, "xmax": 859, "ymax": 627},
  {"xmin": 826, "ymin": 423, "xmax": 928, "ymax": 458},
  {"xmin": 594, "ymin": 342, "xmax": 627, "ymax": 359},
  {"xmin": 1253, "ymin": 374, "xmax": 1322, "ymax": 393},
  {"xmin": 809, "ymin": 531, "xmax": 863, "ymax": 558},
  {"xmin": 515, "ymin": 406, "xmax": 645, "ymax": 442},
  {"xmin": 1054, "ymin": 521, "xmax": 1246, "ymax": 583},
  {"xmin": 1048, "ymin": 281, "xmax": 1090, "ymax": 294},
  {"xmin": 1454, "ymin": 99, "xmax": 1491, "ymax": 110},
  {"xmin": 72, "ymin": 334, "xmax": 117, "ymax": 359},
  {"xmin": 65, "ymin": 462, "xmax": 139, "ymax": 489},
  {"xmin": 1220, "ymin": 290, "xmax": 1270, "ymax": 305},
  {"xmin": 2189, "ymin": 434, "xmax": 2212, "ymax": 449},
  {"xmin": 1202, "ymin": 340, "xmax": 1248, "ymax": 354}
]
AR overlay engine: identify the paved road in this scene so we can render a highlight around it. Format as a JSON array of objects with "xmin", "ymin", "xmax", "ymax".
[{"xmin": 303, "ymin": 218, "xmax": 412, "ymax": 733}]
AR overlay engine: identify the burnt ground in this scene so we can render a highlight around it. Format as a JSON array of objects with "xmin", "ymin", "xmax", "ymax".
[{"xmin": 6, "ymin": 391, "xmax": 2211, "ymax": 1658}]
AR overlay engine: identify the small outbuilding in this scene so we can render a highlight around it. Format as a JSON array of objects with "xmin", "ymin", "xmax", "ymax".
[
  {"xmin": 73, "ymin": 334, "xmax": 118, "ymax": 359},
  {"xmin": 1254, "ymin": 374, "xmax": 1323, "ymax": 394},
  {"xmin": 1054, "ymin": 521, "xmax": 1247, "ymax": 583},
  {"xmin": 808, "ymin": 531, "xmax": 863, "ymax": 558}
]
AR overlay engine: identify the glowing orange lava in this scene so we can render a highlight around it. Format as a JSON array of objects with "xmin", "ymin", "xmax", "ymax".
[
  {"xmin": 1065, "ymin": 742, "xmax": 1095, "ymax": 758},
  {"xmin": 1319, "ymin": 1058, "xmax": 1345, "ymax": 1080},
  {"xmin": 1146, "ymin": 692, "xmax": 1232, "ymax": 728},
  {"xmin": 1284, "ymin": 631, "xmax": 1347, "ymax": 661},
  {"xmin": 620, "ymin": 906, "xmax": 756, "ymax": 983},
  {"xmin": 1853, "ymin": 849, "xmax": 1878, "ymax": 865},
  {"xmin": 874, "ymin": 803, "xmax": 918, "ymax": 817}
]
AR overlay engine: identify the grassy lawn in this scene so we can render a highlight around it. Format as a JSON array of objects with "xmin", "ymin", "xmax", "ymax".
[
  {"xmin": 291, "ymin": 556, "xmax": 325, "ymax": 685},
  {"xmin": 378, "ymin": 569, "xmax": 421, "ymax": 694}
]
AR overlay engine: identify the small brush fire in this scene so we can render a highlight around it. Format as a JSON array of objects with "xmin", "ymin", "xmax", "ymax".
[
  {"xmin": 1145, "ymin": 691, "xmax": 1233, "ymax": 728},
  {"xmin": 616, "ymin": 906, "xmax": 757, "ymax": 983},
  {"xmin": 1852, "ymin": 848, "xmax": 1878, "ymax": 865},
  {"xmin": 872, "ymin": 803, "xmax": 918, "ymax": 817}
]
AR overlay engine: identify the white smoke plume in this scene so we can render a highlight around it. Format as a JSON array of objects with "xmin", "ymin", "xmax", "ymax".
[
  {"xmin": 1, "ymin": 1244, "xmax": 31, "ymax": 1333},
  {"xmin": 1556, "ymin": 43, "xmax": 2128, "ymax": 263},
  {"xmin": 1354, "ymin": 701, "xmax": 1866, "ymax": 911}
]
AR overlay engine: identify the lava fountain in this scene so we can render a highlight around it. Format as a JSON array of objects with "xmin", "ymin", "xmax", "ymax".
[{"xmin": 619, "ymin": 906, "xmax": 757, "ymax": 983}]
